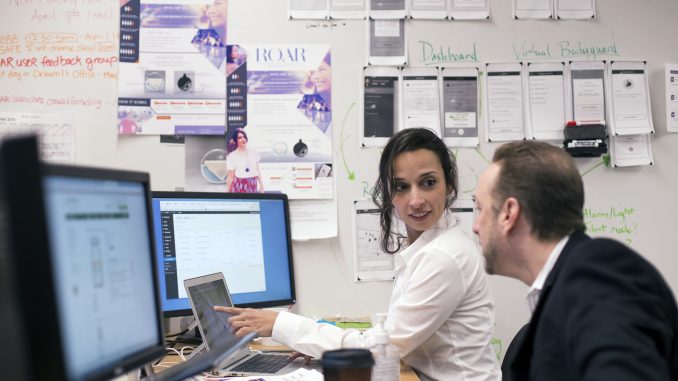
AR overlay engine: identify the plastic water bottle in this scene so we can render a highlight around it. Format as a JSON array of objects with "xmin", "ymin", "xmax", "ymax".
[{"xmin": 371, "ymin": 313, "xmax": 400, "ymax": 381}]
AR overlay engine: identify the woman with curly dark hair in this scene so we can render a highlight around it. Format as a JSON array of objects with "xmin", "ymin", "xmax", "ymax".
[{"xmin": 216, "ymin": 128, "xmax": 499, "ymax": 381}]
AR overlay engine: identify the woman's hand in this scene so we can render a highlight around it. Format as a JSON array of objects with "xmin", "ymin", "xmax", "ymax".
[
  {"xmin": 289, "ymin": 351, "xmax": 313, "ymax": 365},
  {"xmin": 213, "ymin": 306, "xmax": 279, "ymax": 337}
]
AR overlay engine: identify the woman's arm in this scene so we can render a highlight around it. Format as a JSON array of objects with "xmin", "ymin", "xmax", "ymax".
[
  {"xmin": 226, "ymin": 170, "xmax": 234, "ymax": 192},
  {"xmin": 272, "ymin": 311, "xmax": 370, "ymax": 358},
  {"xmin": 214, "ymin": 307, "xmax": 369, "ymax": 359}
]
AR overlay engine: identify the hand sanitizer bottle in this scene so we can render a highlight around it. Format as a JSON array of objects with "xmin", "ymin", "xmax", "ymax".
[{"xmin": 371, "ymin": 313, "xmax": 400, "ymax": 381}]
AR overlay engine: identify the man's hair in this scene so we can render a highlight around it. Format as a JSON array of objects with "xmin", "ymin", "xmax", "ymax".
[{"xmin": 492, "ymin": 141, "xmax": 586, "ymax": 240}]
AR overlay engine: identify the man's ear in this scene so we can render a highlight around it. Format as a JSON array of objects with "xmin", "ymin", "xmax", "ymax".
[{"xmin": 499, "ymin": 197, "xmax": 521, "ymax": 234}]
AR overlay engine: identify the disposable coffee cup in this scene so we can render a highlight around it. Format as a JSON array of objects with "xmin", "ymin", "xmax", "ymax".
[{"xmin": 321, "ymin": 349, "xmax": 374, "ymax": 381}]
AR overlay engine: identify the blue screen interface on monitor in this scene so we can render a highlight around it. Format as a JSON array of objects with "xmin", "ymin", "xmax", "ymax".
[
  {"xmin": 152, "ymin": 195, "xmax": 295, "ymax": 315},
  {"xmin": 43, "ymin": 175, "xmax": 160, "ymax": 380}
]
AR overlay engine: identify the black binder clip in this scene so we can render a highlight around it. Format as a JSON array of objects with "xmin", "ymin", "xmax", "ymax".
[{"xmin": 563, "ymin": 120, "xmax": 608, "ymax": 157}]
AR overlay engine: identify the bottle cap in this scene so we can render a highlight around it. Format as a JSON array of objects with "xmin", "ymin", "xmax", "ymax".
[{"xmin": 373, "ymin": 312, "xmax": 389, "ymax": 344}]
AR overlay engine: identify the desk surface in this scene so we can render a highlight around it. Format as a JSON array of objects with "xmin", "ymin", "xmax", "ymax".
[
  {"xmin": 249, "ymin": 343, "xmax": 420, "ymax": 381},
  {"xmin": 156, "ymin": 342, "xmax": 420, "ymax": 380}
]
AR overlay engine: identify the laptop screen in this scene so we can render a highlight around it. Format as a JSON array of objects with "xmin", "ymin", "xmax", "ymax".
[
  {"xmin": 42, "ymin": 172, "xmax": 162, "ymax": 380},
  {"xmin": 185, "ymin": 277, "xmax": 242, "ymax": 350}
]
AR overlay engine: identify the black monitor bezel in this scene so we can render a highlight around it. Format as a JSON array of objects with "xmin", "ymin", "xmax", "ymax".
[
  {"xmin": 42, "ymin": 164, "xmax": 166, "ymax": 381},
  {"xmin": 152, "ymin": 191, "xmax": 297, "ymax": 318},
  {"xmin": 0, "ymin": 135, "xmax": 65, "ymax": 380}
]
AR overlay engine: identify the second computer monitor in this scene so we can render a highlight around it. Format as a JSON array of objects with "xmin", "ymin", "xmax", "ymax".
[{"xmin": 152, "ymin": 192, "xmax": 296, "ymax": 317}]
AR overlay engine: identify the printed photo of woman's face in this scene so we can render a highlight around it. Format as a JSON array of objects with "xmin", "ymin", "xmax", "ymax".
[
  {"xmin": 237, "ymin": 131, "xmax": 248, "ymax": 148},
  {"xmin": 312, "ymin": 60, "xmax": 331, "ymax": 93},
  {"xmin": 208, "ymin": 0, "xmax": 228, "ymax": 37}
]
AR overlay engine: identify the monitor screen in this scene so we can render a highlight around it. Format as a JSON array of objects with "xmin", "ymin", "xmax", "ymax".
[
  {"xmin": 42, "ymin": 165, "xmax": 165, "ymax": 380},
  {"xmin": 152, "ymin": 192, "xmax": 296, "ymax": 317}
]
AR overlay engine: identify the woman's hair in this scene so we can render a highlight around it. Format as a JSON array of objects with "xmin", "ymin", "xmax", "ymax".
[
  {"xmin": 227, "ymin": 128, "xmax": 247, "ymax": 153},
  {"xmin": 371, "ymin": 128, "xmax": 458, "ymax": 253}
]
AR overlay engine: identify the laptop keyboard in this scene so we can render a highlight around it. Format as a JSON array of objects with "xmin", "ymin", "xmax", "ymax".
[{"xmin": 231, "ymin": 353, "xmax": 293, "ymax": 374}]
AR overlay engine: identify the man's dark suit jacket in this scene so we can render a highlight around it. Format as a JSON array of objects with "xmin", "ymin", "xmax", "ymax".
[{"xmin": 502, "ymin": 230, "xmax": 678, "ymax": 381}]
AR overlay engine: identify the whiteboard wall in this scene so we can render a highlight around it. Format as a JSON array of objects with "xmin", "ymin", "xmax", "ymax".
[{"xmin": 2, "ymin": 0, "xmax": 678, "ymax": 358}]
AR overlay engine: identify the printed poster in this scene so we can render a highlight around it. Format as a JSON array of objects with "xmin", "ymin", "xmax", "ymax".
[
  {"xmin": 666, "ymin": 64, "xmax": 678, "ymax": 133},
  {"xmin": 118, "ymin": 0, "xmax": 228, "ymax": 135},
  {"xmin": 231, "ymin": 44, "xmax": 333, "ymax": 200},
  {"xmin": 353, "ymin": 200, "xmax": 398, "ymax": 282}
]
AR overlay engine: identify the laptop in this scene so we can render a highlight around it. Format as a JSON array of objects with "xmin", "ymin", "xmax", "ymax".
[
  {"xmin": 150, "ymin": 332, "xmax": 257, "ymax": 381},
  {"xmin": 184, "ymin": 272, "xmax": 319, "ymax": 376}
]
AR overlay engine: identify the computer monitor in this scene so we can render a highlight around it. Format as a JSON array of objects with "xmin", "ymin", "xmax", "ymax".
[
  {"xmin": 41, "ymin": 164, "xmax": 166, "ymax": 380},
  {"xmin": 151, "ymin": 191, "xmax": 296, "ymax": 317},
  {"xmin": 0, "ymin": 135, "xmax": 50, "ymax": 381},
  {"xmin": 0, "ymin": 135, "xmax": 166, "ymax": 380}
]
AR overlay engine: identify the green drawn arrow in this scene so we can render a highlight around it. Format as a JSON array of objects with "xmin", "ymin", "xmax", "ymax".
[
  {"xmin": 340, "ymin": 102, "xmax": 357, "ymax": 180},
  {"xmin": 474, "ymin": 147, "xmax": 491, "ymax": 164},
  {"xmin": 581, "ymin": 154, "xmax": 610, "ymax": 177}
]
